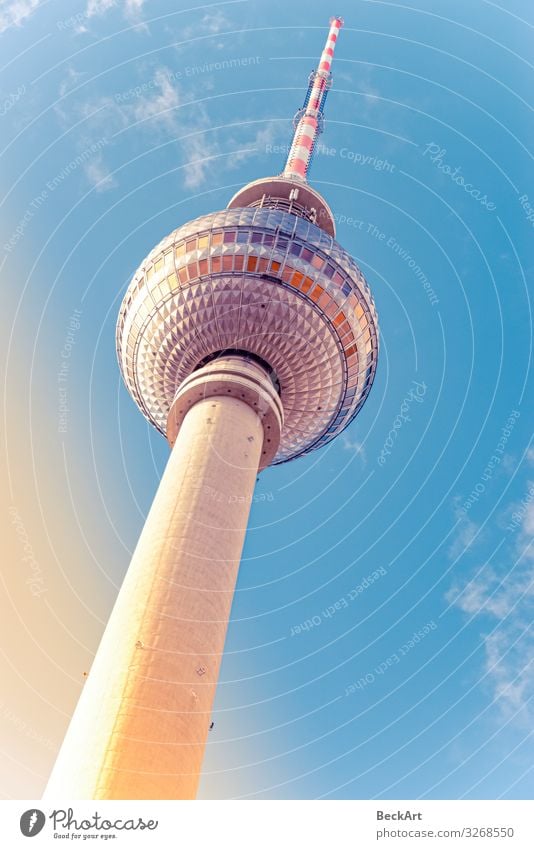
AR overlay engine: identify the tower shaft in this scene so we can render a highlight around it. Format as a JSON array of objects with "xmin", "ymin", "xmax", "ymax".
[{"xmin": 45, "ymin": 359, "xmax": 280, "ymax": 799}]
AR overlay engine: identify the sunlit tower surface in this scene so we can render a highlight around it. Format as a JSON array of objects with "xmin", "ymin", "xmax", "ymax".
[{"xmin": 45, "ymin": 17, "xmax": 379, "ymax": 800}]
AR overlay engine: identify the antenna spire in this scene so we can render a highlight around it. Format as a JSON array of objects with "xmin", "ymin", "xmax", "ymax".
[{"xmin": 283, "ymin": 17, "xmax": 344, "ymax": 182}]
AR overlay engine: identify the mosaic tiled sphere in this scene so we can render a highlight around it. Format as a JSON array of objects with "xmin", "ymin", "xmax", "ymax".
[{"xmin": 116, "ymin": 206, "xmax": 378, "ymax": 465}]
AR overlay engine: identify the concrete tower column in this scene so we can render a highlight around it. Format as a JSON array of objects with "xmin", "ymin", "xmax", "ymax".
[{"xmin": 44, "ymin": 356, "xmax": 282, "ymax": 800}]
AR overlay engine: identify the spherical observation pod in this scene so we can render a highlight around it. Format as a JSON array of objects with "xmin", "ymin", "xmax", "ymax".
[{"xmin": 117, "ymin": 206, "xmax": 379, "ymax": 465}]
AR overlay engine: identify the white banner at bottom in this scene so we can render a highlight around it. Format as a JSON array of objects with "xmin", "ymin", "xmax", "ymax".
[{"xmin": 1, "ymin": 800, "xmax": 532, "ymax": 848}]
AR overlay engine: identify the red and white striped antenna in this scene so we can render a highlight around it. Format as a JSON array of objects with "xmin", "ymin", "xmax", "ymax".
[{"xmin": 283, "ymin": 16, "xmax": 344, "ymax": 181}]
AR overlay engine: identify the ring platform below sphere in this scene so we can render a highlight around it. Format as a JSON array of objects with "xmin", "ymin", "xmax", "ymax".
[{"xmin": 116, "ymin": 206, "xmax": 379, "ymax": 465}]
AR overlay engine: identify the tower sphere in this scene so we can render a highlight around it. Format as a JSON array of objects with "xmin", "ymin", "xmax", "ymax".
[{"xmin": 117, "ymin": 205, "xmax": 378, "ymax": 464}]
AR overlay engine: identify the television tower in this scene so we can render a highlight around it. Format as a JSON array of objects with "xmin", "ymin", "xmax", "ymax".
[{"xmin": 45, "ymin": 17, "xmax": 378, "ymax": 800}]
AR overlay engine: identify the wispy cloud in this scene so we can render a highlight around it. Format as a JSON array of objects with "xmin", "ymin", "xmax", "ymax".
[
  {"xmin": 523, "ymin": 500, "xmax": 534, "ymax": 536},
  {"xmin": 125, "ymin": 0, "xmax": 144, "ymax": 14},
  {"xmin": 55, "ymin": 62, "xmax": 271, "ymax": 193},
  {"xmin": 86, "ymin": 0, "xmax": 146, "ymax": 16},
  {"xmin": 0, "ymin": 0, "xmax": 40, "ymax": 34},
  {"xmin": 448, "ymin": 498, "xmax": 481, "ymax": 559},
  {"xmin": 58, "ymin": 66, "xmax": 86, "ymax": 98},
  {"xmin": 450, "ymin": 551, "xmax": 534, "ymax": 726},
  {"xmin": 86, "ymin": 0, "xmax": 116, "ymax": 16},
  {"xmin": 128, "ymin": 66, "xmax": 224, "ymax": 190},
  {"xmin": 342, "ymin": 433, "xmax": 367, "ymax": 465},
  {"xmin": 337, "ymin": 66, "xmax": 383, "ymax": 119},
  {"xmin": 177, "ymin": 116, "xmax": 271, "ymax": 191},
  {"xmin": 181, "ymin": 10, "xmax": 231, "ymax": 42},
  {"xmin": 132, "ymin": 67, "xmax": 181, "ymax": 129},
  {"xmin": 83, "ymin": 153, "xmax": 117, "ymax": 192},
  {"xmin": 85, "ymin": 0, "xmax": 146, "ymax": 26},
  {"xmin": 447, "ymin": 459, "xmax": 534, "ymax": 726},
  {"xmin": 54, "ymin": 94, "xmax": 125, "ymax": 192}
]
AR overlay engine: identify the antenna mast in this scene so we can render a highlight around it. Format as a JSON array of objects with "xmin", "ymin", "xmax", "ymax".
[{"xmin": 283, "ymin": 16, "xmax": 344, "ymax": 181}]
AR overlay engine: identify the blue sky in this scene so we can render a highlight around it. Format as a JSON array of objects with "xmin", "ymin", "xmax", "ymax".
[{"xmin": 0, "ymin": 0, "xmax": 532, "ymax": 800}]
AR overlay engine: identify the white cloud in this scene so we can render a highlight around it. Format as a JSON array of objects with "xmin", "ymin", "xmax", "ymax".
[
  {"xmin": 449, "ymin": 559, "xmax": 534, "ymax": 724},
  {"xmin": 54, "ymin": 57, "xmax": 281, "ymax": 194},
  {"xmin": 448, "ymin": 476, "xmax": 534, "ymax": 725},
  {"xmin": 0, "ymin": 1, "xmax": 149, "ymax": 36},
  {"xmin": 132, "ymin": 67, "xmax": 181, "ymax": 128},
  {"xmin": 125, "ymin": 0, "xmax": 144, "ymax": 13},
  {"xmin": 86, "ymin": 0, "xmax": 115, "ymax": 15},
  {"xmin": 219, "ymin": 121, "xmax": 281, "ymax": 173},
  {"xmin": 342, "ymin": 433, "xmax": 367, "ymax": 465},
  {"xmin": 500, "ymin": 453, "xmax": 517, "ymax": 475},
  {"xmin": 58, "ymin": 66, "xmax": 86, "ymax": 98},
  {"xmin": 351, "ymin": 67, "xmax": 382, "ymax": 115},
  {"xmin": 54, "ymin": 92, "xmax": 125, "ymax": 192},
  {"xmin": 125, "ymin": 67, "xmax": 220, "ymax": 190},
  {"xmin": 183, "ymin": 145, "xmax": 217, "ymax": 189},
  {"xmin": 190, "ymin": 120, "xmax": 282, "ymax": 185},
  {"xmin": 484, "ymin": 630, "xmax": 533, "ymax": 723},
  {"xmin": 124, "ymin": 66, "xmax": 272, "ymax": 190},
  {"xmin": 448, "ymin": 559, "xmax": 533, "ymax": 621},
  {"xmin": 85, "ymin": 0, "xmax": 146, "ymax": 24},
  {"xmin": 448, "ymin": 501, "xmax": 481, "ymax": 560},
  {"xmin": 83, "ymin": 155, "xmax": 117, "ymax": 192},
  {"xmin": 523, "ymin": 500, "xmax": 534, "ymax": 537},
  {"xmin": 181, "ymin": 10, "xmax": 231, "ymax": 42},
  {"xmin": 0, "ymin": 0, "xmax": 40, "ymax": 33}
]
